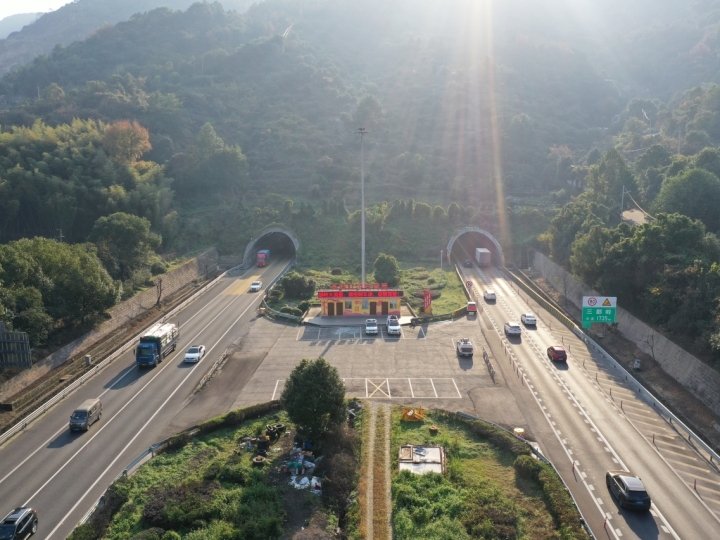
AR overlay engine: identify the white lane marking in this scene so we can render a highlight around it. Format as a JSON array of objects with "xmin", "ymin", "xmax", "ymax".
[
  {"xmin": 0, "ymin": 273, "xmax": 249, "ymax": 485},
  {"xmin": 22, "ymin": 284, "xmax": 255, "ymax": 506},
  {"xmin": 43, "ymin": 291, "xmax": 262, "ymax": 539},
  {"xmin": 497, "ymin": 280, "xmax": 684, "ymax": 540},
  {"xmin": 271, "ymin": 380, "xmax": 280, "ymax": 401}
]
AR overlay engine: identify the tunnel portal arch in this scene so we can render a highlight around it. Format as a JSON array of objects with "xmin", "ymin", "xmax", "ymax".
[
  {"xmin": 446, "ymin": 227, "xmax": 505, "ymax": 267},
  {"xmin": 242, "ymin": 226, "xmax": 300, "ymax": 267}
]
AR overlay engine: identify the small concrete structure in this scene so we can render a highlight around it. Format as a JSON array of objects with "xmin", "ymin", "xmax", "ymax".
[{"xmin": 398, "ymin": 445, "xmax": 446, "ymax": 475}]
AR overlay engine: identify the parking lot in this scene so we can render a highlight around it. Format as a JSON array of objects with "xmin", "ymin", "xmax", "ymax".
[
  {"xmin": 221, "ymin": 316, "xmax": 531, "ymax": 430},
  {"xmin": 296, "ymin": 325, "xmax": 426, "ymax": 341}
]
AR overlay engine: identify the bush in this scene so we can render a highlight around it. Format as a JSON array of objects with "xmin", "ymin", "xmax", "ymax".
[
  {"xmin": 161, "ymin": 532, "xmax": 181, "ymax": 540},
  {"xmin": 514, "ymin": 455, "xmax": 544, "ymax": 481},
  {"xmin": 150, "ymin": 260, "xmax": 168, "ymax": 275},
  {"xmin": 280, "ymin": 271, "xmax": 316, "ymax": 298},
  {"xmin": 280, "ymin": 306, "xmax": 303, "ymax": 317},
  {"xmin": 331, "ymin": 267, "xmax": 343, "ymax": 275},
  {"xmin": 130, "ymin": 528, "xmax": 166, "ymax": 540},
  {"xmin": 427, "ymin": 277, "xmax": 436, "ymax": 285},
  {"xmin": 298, "ymin": 300, "xmax": 311, "ymax": 313},
  {"xmin": 374, "ymin": 253, "xmax": 400, "ymax": 286}
]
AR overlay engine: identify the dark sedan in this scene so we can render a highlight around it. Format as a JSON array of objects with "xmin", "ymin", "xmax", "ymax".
[{"xmin": 606, "ymin": 470, "xmax": 652, "ymax": 511}]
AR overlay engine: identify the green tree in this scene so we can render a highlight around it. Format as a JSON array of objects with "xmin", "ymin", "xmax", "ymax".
[
  {"xmin": 374, "ymin": 253, "xmax": 400, "ymax": 287},
  {"xmin": 280, "ymin": 271, "xmax": 316, "ymax": 299},
  {"xmin": 90, "ymin": 212, "xmax": 161, "ymax": 280},
  {"xmin": 280, "ymin": 357, "xmax": 346, "ymax": 441},
  {"xmin": 651, "ymin": 168, "xmax": 720, "ymax": 232},
  {"xmin": 586, "ymin": 148, "xmax": 637, "ymax": 204},
  {"xmin": 354, "ymin": 94, "xmax": 384, "ymax": 128}
]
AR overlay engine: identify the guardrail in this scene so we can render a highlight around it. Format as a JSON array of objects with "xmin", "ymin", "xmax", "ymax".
[
  {"xmin": 261, "ymin": 259, "xmax": 302, "ymax": 323},
  {"xmin": 0, "ymin": 267, "xmax": 232, "ymax": 448},
  {"xmin": 501, "ymin": 266, "xmax": 720, "ymax": 463},
  {"xmin": 456, "ymin": 411, "xmax": 596, "ymax": 540},
  {"xmin": 574, "ymin": 329, "xmax": 720, "ymax": 464},
  {"xmin": 481, "ymin": 346, "xmax": 496, "ymax": 381}
]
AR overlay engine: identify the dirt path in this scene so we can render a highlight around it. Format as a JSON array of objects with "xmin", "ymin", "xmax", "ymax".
[{"xmin": 363, "ymin": 402, "xmax": 392, "ymax": 540}]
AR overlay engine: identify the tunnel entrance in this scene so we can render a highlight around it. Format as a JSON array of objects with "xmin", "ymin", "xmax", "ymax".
[
  {"xmin": 446, "ymin": 227, "xmax": 505, "ymax": 267},
  {"xmin": 242, "ymin": 227, "xmax": 300, "ymax": 267}
]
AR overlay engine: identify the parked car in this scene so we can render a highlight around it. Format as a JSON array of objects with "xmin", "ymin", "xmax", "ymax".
[
  {"xmin": 249, "ymin": 281, "xmax": 262, "ymax": 292},
  {"xmin": 0, "ymin": 508, "xmax": 38, "ymax": 539},
  {"xmin": 184, "ymin": 345, "xmax": 206, "ymax": 363},
  {"xmin": 365, "ymin": 319, "xmax": 378, "ymax": 335},
  {"xmin": 466, "ymin": 302, "xmax": 477, "ymax": 315},
  {"xmin": 504, "ymin": 322, "xmax": 521, "ymax": 337},
  {"xmin": 546, "ymin": 346, "xmax": 567, "ymax": 362},
  {"xmin": 387, "ymin": 317, "xmax": 402, "ymax": 336},
  {"xmin": 520, "ymin": 313, "xmax": 536, "ymax": 325},
  {"xmin": 457, "ymin": 338, "xmax": 474, "ymax": 356},
  {"xmin": 464, "ymin": 259, "xmax": 473, "ymax": 267},
  {"xmin": 606, "ymin": 471, "xmax": 652, "ymax": 511},
  {"xmin": 483, "ymin": 289, "xmax": 496, "ymax": 301}
]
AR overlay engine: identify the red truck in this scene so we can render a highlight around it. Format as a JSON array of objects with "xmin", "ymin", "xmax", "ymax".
[{"xmin": 256, "ymin": 249, "xmax": 270, "ymax": 267}]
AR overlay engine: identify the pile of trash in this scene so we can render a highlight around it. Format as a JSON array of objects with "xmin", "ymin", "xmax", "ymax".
[{"xmin": 285, "ymin": 445, "xmax": 323, "ymax": 495}]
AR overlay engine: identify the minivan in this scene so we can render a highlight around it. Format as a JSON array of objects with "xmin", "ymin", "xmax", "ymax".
[{"xmin": 69, "ymin": 398, "xmax": 102, "ymax": 432}]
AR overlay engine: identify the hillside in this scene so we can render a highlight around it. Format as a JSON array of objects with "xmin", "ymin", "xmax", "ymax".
[
  {"xmin": 0, "ymin": 13, "xmax": 41, "ymax": 40},
  {"xmin": 0, "ymin": 0, "xmax": 253, "ymax": 75}
]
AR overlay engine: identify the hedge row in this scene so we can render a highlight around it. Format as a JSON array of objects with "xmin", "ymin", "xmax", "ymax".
[
  {"xmin": 515, "ymin": 455, "xmax": 587, "ymax": 538},
  {"xmin": 453, "ymin": 413, "xmax": 589, "ymax": 539},
  {"xmin": 163, "ymin": 401, "xmax": 282, "ymax": 452}
]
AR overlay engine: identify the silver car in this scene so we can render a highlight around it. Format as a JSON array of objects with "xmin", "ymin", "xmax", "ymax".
[{"xmin": 365, "ymin": 319, "xmax": 378, "ymax": 335}]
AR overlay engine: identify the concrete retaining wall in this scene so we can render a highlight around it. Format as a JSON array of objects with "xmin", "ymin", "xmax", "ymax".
[
  {"xmin": 532, "ymin": 251, "xmax": 720, "ymax": 415},
  {"xmin": 0, "ymin": 249, "xmax": 218, "ymax": 402}
]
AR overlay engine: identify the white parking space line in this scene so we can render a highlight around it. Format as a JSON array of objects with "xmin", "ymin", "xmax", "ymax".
[{"xmin": 271, "ymin": 377, "xmax": 462, "ymax": 399}]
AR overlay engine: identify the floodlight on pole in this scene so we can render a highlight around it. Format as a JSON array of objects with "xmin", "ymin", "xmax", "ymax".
[{"xmin": 358, "ymin": 127, "xmax": 368, "ymax": 285}]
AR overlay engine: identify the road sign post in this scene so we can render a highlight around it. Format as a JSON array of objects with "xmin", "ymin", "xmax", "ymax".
[
  {"xmin": 581, "ymin": 296, "xmax": 617, "ymax": 328},
  {"xmin": 466, "ymin": 280, "xmax": 473, "ymax": 289}
]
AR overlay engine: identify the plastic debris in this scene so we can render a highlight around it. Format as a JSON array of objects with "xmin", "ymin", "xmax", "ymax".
[{"xmin": 401, "ymin": 407, "xmax": 426, "ymax": 422}]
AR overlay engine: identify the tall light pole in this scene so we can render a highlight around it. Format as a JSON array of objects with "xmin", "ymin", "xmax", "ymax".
[{"xmin": 358, "ymin": 127, "xmax": 368, "ymax": 285}]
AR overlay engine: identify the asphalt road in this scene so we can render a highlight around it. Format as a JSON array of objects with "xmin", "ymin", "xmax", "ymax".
[
  {"xmin": 466, "ymin": 264, "xmax": 720, "ymax": 540},
  {"xmin": 0, "ymin": 258, "xmax": 291, "ymax": 539}
]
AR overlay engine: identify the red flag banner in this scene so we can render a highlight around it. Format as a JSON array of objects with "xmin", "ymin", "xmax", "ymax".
[{"xmin": 423, "ymin": 289, "xmax": 432, "ymax": 311}]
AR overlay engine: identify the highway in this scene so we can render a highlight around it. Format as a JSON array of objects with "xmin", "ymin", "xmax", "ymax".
[
  {"xmin": 0, "ymin": 258, "xmax": 291, "ymax": 540},
  {"xmin": 464, "ymin": 263, "xmax": 720, "ymax": 539}
]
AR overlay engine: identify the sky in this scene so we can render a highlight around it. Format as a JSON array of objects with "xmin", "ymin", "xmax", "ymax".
[{"xmin": 0, "ymin": 0, "xmax": 71, "ymax": 21}]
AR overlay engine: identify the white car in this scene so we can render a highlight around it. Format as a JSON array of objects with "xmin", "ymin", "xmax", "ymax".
[
  {"xmin": 520, "ymin": 313, "xmax": 536, "ymax": 326},
  {"xmin": 504, "ymin": 322, "xmax": 521, "ymax": 337},
  {"xmin": 184, "ymin": 345, "xmax": 206, "ymax": 363},
  {"xmin": 249, "ymin": 281, "xmax": 262, "ymax": 292},
  {"xmin": 483, "ymin": 290, "xmax": 496, "ymax": 301},
  {"xmin": 457, "ymin": 338, "xmax": 474, "ymax": 356},
  {"xmin": 365, "ymin": 319, "xmax": 378, "ymax": 335},
  {"xmin": 387, "ymin": 317, "xmax": 402, "ymax": 336}
]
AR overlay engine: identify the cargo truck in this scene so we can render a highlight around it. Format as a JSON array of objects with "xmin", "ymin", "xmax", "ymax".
[
  {"xmin": 475, "ymin": 248, "xmax": 491, "ymax": 267},
  {"xmin": 135, "ymin": 323, "xmax": 179, "ymax": 367},
  {"xmin": 256, "ymin": 249, "xmax": 270, "ymax": 267}
]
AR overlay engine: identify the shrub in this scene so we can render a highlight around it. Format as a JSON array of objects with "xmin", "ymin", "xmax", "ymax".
[
  {"xmin": 150, "ymin": 260, "xmax": 168, "ymax": 275},
  {"xmin": 280, "ymin": 271, "xmax": 316, "ymax": 298},
  {"xmin": 142, "ymin": 480, "xmax": 220, "ymax": 529},
  {"xmin": 427, "ymin": 277, "xmax": 436, "ymax": 285},
  {"xmin": 130, "ymin": 528, "xmax": 166, "ymax": 540},
  {"xmin": 331, "ymin": 267, "xmax": 343, "ymax": 275},
  {"xmin": 374, "ymin": 253, "xmax": 400, "ymax": 286},
  {"xmin": 280, "ymin": 306, "xmax": 303, "ymax": 317},
  {"xmin": 514, "ymin": 455, "xmax": 544, "ymax": 481},
  {"xmin": 161, "ymin": 532, "xmax": 181, "ymax": 540},
  {"xmin": 298, "ymin": 300, "xmax": 311, "ymax": 313}
]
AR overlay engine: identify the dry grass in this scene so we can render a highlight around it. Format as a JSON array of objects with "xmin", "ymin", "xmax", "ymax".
[{"xmin": 371, "ymin": 405, "xmax": 391, "ymax": 539}]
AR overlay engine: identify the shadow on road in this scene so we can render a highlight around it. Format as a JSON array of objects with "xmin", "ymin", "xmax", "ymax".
[
  {"xmin": 48, "ymin": 430, "xmax": 80, "ymax": 448},
  {"xmin": 103, "ymin": 365, "xmax": 142, "ymax": 390}
]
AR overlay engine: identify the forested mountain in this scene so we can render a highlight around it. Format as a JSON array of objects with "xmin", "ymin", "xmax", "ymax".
[
  {"xmin": 0, "ymin": 13, "xmax": 41, "ymax": 40},
  {"xmin": 0, "ymin": 0, "xmax": 253, "ymax": 75},
  {"xmin": 3, "ymin": 0, "xmax": 720, "ymax": 357}
]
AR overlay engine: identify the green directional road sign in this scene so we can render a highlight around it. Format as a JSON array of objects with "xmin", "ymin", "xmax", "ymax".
[{"xmin": 582, "ymin": 296, "xmax": 617, "ymax": 328}]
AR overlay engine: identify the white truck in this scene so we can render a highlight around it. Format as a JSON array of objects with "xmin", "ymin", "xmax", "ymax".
[{"xmin": 475, "ymin": 248, "xmax": 491, "ymax": 267}]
